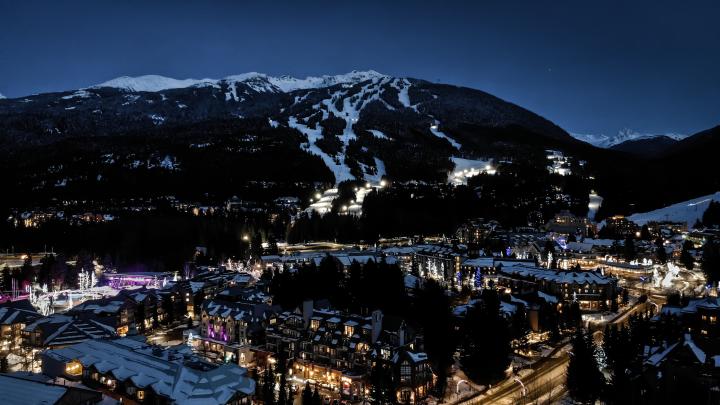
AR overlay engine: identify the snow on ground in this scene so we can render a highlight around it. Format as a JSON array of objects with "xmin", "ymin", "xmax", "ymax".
[
  {"xmin": 61, "ymin": 90, "xmax": 92, "ymax": 100},
  {"xmin": 288, "ymin": 117, "xmax": 354, "ymax": 183},
  {"xmin": 94, "ymin": 75, "xmax": 217, "ymax": 92},
  {"xmin": 390, "ymin": 78, "xmax": 417, "ymax": 111},
  {"xmin": 94, "ymin": 70, "xmax": 388, "ymax": 94},
  {"xmin": 430, "ymin": 120, "xmax": 461, "ymax": 149},
  {"xmin": 289, "ymin": 76, "xmax": 394, "ymax": 184},
  {"xmin": 149, "ymin": 114, "xmax": 165, "ymax": 125},
  {"xmin": 449, "ymin": 157, "xmax": 494, "ymax": 185},
  {"xmin": 367, "ymin": 129, "xmax": 391, "ymax": 140},
  {"xmin": 627, "ymin": 191, "xmax": 720, "ymax": 226},
  {"xmin": 570, "ymin": 129, "xmax": 688, "ymax": 148},
  {"xmin": 587, "ymin": 192, "xmax": 603, "ymax": 219}
]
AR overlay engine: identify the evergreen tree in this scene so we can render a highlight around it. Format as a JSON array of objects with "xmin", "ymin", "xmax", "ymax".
[
  {"xmin": 510, "ymin": 304, "xmax": 531, "ymax": 348},
  {"xmin": 702, "ymin": 201, "xmax": 720, "ymax": 227},
  {"xmin": 262, "ymin": 363, "xmax": 277, "ymax": 405},
  {"xmin": 414, "ymin": 280, "xmax": 454, "ymax": 395},
  {"xmin": 623, "ymin": 236, "xmax": 636, "ymax": 262},
  {"xmin": 702, "ymin": 240, "xmax": 720, "ymax": 284},
  {"xmin": 1, "ymin": 266, "xmax": 11, "ymax": 291},
  {"xmin": 20, "ymin": 254, "xmax": 34, "ymax": 285},
  {"xmin": 567, "ymin": 329, "xmax": 604, "ymax": 404},
  {"xmin": 312, "ymin": 386, "xmax": 321, "ymax": 405},
  {"xmin": 302, "ymin": 382, "xmax": 313, "ymax": 405},
  {"xmin": 640, "ymin": 224, "xmax": 651, "ymax": 240},
  {"xmin": 461, "ymin": 289, "xmax": 512, "ymax": 384},
  {"xmin": 655, "ymin": 238, "xmax": 668, "ymax": 264},
  {"xmin": 680, "ymin": 240, "xmax": 695, "ymax": 270}
]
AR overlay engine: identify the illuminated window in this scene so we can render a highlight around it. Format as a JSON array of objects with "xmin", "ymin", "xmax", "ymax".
[
  {"xmin": 400, "ymin": 361, "xmax": 412, "ymax": 383},
  {"xmin": 137, "ymin": 390, "xmax": 145, "ymax": 400},
  {"xmin": 65, "ymin": 360, "xmax": 83, "ymax": 376}
]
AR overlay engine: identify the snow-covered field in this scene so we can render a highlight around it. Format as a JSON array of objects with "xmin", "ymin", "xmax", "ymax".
[
  {"xmin": 627, "ymin": 191, "xmax": 720, "ymax": 226},
  {"xmin": 448, "ymin": 157, "xmax": 494, "ymax": 185}
]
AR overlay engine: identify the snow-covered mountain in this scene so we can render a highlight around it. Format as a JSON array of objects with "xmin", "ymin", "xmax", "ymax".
[
  {"xmin": 571, "ymin": 128, "xmax": 687, "ymax": 148},
  {"xmin": 93, "ymin": 70, "xmax": 388, "ymax": 94},
  {"xmin": 627, "ymin": 191, "xmax": 720, "ymax": 227},
  {"xmin": 0, "ymin": 70, "xmax": 575, "ymax": 184},
  {"xmin": 0, "ymin": 92, "xmax": 6, "ymax": 100}
]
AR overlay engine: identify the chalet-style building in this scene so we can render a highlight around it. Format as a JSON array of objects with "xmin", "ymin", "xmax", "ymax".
[
  {"xmin": 42, "ymin": 338, "xmax": 255, "ymax": 404},
  {"xmin": 23, "ymin": 313, "xmax": 115, "ymax": 349},
  {"xmin": 412, "ymin": 245, "xmax": 462, "ymax": 283},
  {"xmin": 497, "ymin": 265, "xmax": 618, "ymax": 311},
  {"xmin": 196, "ymin": 297, "xmax": 274, "ymax": 364},
  {"xmin": 0, "ymin": 299, "xmax": 42, "ymax": 351},
  {"xmin": 659, "ymin": 296, "xmax": 720, "ymax": 338},
  {"xmin": 643, "ymin": 334, "xmax": 720, "ymax": 404},
  {"xmin": 265, "ymin": 301, "xmax": 434, "ymax": 403},
  {"xmin": 68, "ymin": 287, "xmax": 165, "ymax": 335}
]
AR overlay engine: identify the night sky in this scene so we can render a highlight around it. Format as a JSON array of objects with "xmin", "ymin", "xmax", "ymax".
[{"xmin": 1, "ymin": 0, "xmax": 718, "ymax": 137}]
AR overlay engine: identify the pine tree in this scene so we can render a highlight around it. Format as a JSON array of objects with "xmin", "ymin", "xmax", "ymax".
[
  {"xmin": 312, "ymin": 386, "xmax": 321, "ymax": 405},
  {"xmin": 702, "ymin": 240, "xmax": 720, "ymax": 284},
  {"xmin": 567, "ymin": 329, "xmax": 604, "ymax": 404},
  {"xmin": 702, "ymin": 201, "xmax": 720, "ymax": 227},
  {"xmin": 302, "ymin": 381, "xmax": 313, "ymax": 405},
  {"xmin": 262, "ymin": 363, "xmax": 276, "ymax": 405},
  {"xmin": 461, "ymin": 289, "xmax": 512, "ymax": 384},
  {"xmin": 680, "ymin": 240, "xmax": 695, "ymax": 270},
  {"xmin": 655, "ymin": 238, "xmax": 668, "ymax": 264},
  {"xmin": 623, "ymin": 236, "xmax": 636, "ymax": 262}
]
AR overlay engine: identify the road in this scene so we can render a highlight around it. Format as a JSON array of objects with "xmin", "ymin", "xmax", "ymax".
[{"xmin": 456, "ymin": 344, "xmax": 570, "ymax": 405}]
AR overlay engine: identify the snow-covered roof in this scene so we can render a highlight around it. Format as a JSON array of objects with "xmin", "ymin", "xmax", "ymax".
[
  {"xmin": 44, "ymin": 338, "xmax": 255, "ymax": 403},
  {"xmin": 0, "ymin": 375, "xmax": 69, "ymax": 404},
  {"xmin": 500, "ymin": 265, "xmax": 613, "ymax": 285}
]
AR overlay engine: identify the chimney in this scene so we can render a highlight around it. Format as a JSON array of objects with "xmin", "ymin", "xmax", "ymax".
[
  {"xmin": 371, "ymin": 310, "xmax": 383, "ymax": 344},
  {"xmin": 302, "ymin": 299, "xmax": 313, "ymax": 328},
  {"xmin": 398, "ymin": 320, "xmax": 406, "ymax": 346}
]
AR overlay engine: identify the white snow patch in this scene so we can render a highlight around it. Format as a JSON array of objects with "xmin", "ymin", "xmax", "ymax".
[
  {"xmin": 449, "ymin": 157, "xmax": 494, "ymax": 185},
  {"xmin": 94, "ymin": 70, "xmax": 388, "ymax": 94},
  {"xmin": 627, "ymin": 191, "xmax": 720, "ymax": 227},
  {"xmin": 149, "ymin": 114, "xmax": 165, "ymax": 125},
  {"xmin": 268, "ymin": 118, "xmax": 279, "ymax": 128},
  {"xmin": 430, "ymin": 120, "xmax": 461, "ymax": 150},
  {"xmin": 61, "ymin": 90, "xmax": 92, "ymax": 100},
  {"xmin": 94, "ymin": 75, "xmax": 216, "ymax": 92},
  {"xmin": 367, "ymin": 129, "xmax": 391, "ymax": 140},
  {"xmin": 570, "ymin": 128, "xmax": 688, "ymax": 148},
  {"xmin": 288, "ymin": 116, "xmax": 354, "ymax": 183}
]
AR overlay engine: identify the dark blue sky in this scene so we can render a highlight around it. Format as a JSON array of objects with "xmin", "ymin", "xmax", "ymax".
[{"xmin": 1, "ymin": 0, "xmax": 718, "ymax": 136}]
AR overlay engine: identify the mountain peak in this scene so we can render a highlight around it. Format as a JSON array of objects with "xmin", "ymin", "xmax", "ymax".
[
  {"xmin": 92, "ymin": 70, "xmax": 388, "ymax": 94},
  {"xmin": 571, "ymin": 128, "xmax": 688, "ymax": 148},
  {"xmin": 0, "ymin": 92, "xmax": 5, "ymax": 100}
]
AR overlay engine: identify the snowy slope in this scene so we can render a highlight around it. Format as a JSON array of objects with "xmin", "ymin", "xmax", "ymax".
[
  {"xmin": 570, "ymin": 129, "xmax": 687, "ymax": 148},
  {"xmin": 94, "ymin": 70, "xmax": 387, "ymax": 94},
  {"xmin": 94, "ymin": 75, "xmax": 217, "ymax": 92},
  {"xmin": 627, "ymin": 191, "xmax": 720, "ymax": 226},
  {"xmin": 0, "ymin": 92, "xmax": 6, "ymax": 99}
]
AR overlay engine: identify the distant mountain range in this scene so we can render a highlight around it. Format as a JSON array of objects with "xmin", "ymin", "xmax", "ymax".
[
  {"xmin": 0, "ymin": 70, "xmax": 718, "ymax": 217},
  {"xmin": 570, "ymin": 129, "xmax": 688, "ymax": 148},
  {"xmin": 0, "ymin": 70, "xmax": 576, "ymax": 184}
]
